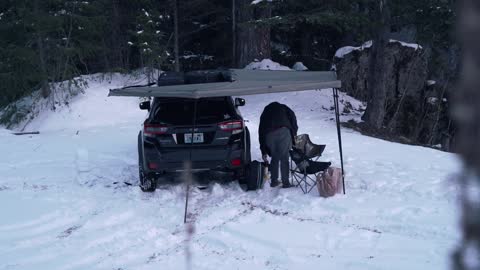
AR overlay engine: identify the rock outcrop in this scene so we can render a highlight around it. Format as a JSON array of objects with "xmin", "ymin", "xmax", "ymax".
[{"xmin": 334, "ymin": 40, "xmax": 453, "ymax": 149}]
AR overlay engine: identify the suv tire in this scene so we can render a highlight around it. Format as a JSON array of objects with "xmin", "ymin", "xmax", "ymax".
[{"xmin": 139, "ymin": 156, "xmax": 156, "ymax": 192}]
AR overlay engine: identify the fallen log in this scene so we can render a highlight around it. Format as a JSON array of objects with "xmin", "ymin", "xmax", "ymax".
[{"xmin": 12, "ymin": 131, "xmax": 40, "ymax": 136}]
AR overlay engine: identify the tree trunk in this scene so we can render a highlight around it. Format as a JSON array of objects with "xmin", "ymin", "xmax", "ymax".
[
  {"xmin": 111, "ymin": 0, "xmax": 123, "ymax": 69},
  {"xmin": 453, "ymin": 1, "xmax": 480, "ymax": 269},
  {"xmin": 232, "ymin": 0, "xmax": 236, "ymax": 67},
  {"xmin": 173, "ymin": 0, "xmax": 180, "ymax": 72},
  {"xmin": 300, "ymin": 25, "xmax": 312, "ymax": 58},
  {"xmin": 62, "ymin": 8, "xmax": 74, "ymax": 81},
  {"xmin": 33, "ymin": 0, "xmax": 50, "ymax": 98},
  {"xmin": 37, "ymin": 35, "xmax": 50, "ymax": 98},
  {"xmin": 102, "ymin": 38, "xmax": 111, "ymax": 71},
  {"xmin": 362, "ymin": 0, "xmax": 391, "ymax": 129},
  {"xmin": 236, "ymin": 0, "xmax": 271, "ymax": 68}
]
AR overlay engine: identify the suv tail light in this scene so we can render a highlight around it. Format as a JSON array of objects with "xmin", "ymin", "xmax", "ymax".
[
  {"xmin": 144, "ymin": 124, "xmax": 168, "ymax": 135},
  {"xmin": 231, "ymin": 159, "xmax": 242, "ymax": 167},
  {"xmin": 148, "ymin": 162, "xmax": 159, "ymax": 169},
  {"xmin": 219, "ymin": 120, "xmax": 243, "ymax": 134}
]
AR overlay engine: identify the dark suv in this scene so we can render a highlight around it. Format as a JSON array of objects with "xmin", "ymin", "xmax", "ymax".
[{"xmin": 137, "ymin": 96, "xmax": 251, "ymax": 192}]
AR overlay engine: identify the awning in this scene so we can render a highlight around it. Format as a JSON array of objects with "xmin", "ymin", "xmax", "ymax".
[{"xmin": 108, "ymin": 69, "xmax": 341, "ymax": 98}]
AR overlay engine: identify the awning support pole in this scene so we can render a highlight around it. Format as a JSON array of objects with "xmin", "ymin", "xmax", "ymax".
[
  {"xmin": 184, "ymin": 178, "xmax": 190, "ymax": 224},
  {"xmin": 332, "ymin": 88, "xmax": 346, "ymax": 194},
  {"xmin": 184, "ymin": 99, "xmax": 198, "ymax": 223}
]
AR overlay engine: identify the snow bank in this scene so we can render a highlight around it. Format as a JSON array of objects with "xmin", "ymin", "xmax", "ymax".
[
  {"xmin": 292, "ymin": 62, "xmax": 308, "ymax": 71},
  {"xmin": 0, "ymin": 80, "xmax": 85, "ymax": 130},
  {"xmin": 0, "ymin": 127, "xmax": 11, "ymax": 136},
  {"xmin": 1, "ymin": 70, "xmax": 158, "ymax": 132},
  {"xmin": 24, "ymin": 72, "xmax": 154, "ymax": 132},
  {"xmin": 245, "ymin": 59, "xmax": 291, "ymax": 71},
  {"xmin": 335, "ymin": 39, "xmax": 422, "ymax": 58}
]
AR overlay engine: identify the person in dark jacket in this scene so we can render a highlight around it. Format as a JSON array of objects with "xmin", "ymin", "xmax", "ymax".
[{"xmin": 259, "ymin": 102, "xmax": 298, "ymax": 188}]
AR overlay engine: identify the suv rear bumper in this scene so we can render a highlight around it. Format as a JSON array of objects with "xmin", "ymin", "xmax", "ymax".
[
  {"xmin": 142, "ymin": 146, "xmax": 245, "ymax": 173},
  {"xmin": 145, "ymin": 159, "xmax": 244, "ymax": 172}
]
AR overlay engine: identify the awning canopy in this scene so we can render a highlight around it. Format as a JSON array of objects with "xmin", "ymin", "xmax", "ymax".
[{"xmin": 108, "ymin": 69, "xmax": 341, "ymax": 99}]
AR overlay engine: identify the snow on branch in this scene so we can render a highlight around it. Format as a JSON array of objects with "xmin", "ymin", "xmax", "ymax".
[{"xmin": 251, "ymin": 0, "xmax": 273, "ymax": 4}]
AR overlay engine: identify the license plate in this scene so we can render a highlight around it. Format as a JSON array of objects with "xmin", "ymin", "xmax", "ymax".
[{"xmin": 184, "ymin": 133, "xmax": 204, "ymax": 143}]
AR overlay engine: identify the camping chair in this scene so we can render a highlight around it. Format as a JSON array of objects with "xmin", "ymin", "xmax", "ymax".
[{"xmin": 290, "ymin": 134, "xmax": 331, "ymax": 194}]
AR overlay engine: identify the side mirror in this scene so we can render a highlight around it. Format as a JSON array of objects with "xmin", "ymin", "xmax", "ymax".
[
  {"xmin": 139, "ymin": 101, "xmax": 151, "ymax": 111},
  {"xmin": 235, "ymin": 98, "xmax": 246, "ymax": 107}
]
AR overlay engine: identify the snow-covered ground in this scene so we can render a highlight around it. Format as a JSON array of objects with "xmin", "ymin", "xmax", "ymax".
[{"xmin": 0, "ymin": 73, "xmax": 461, "ymax": 270}]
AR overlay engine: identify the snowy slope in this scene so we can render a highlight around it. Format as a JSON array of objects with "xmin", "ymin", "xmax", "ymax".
[
  {"xmin": 0, "ymin": 72, "xmax": 156, "ymax": 131},
  {"xmin": 25, "ymin": 73, "xmax": 151, "ymax": 132},
  {"xmin": 0, "ymin": 73, "xmax": 461, "ymax": 270}
]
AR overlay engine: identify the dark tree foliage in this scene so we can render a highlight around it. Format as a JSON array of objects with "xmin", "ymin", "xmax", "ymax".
[
  {"xmin": 0, "ymin": 0, "xmax": 457, "ymax": 108},
  {"xmin": 266, "ymin": 0, "xmax": 372, "ymax": 70},
  {"xmin": 390, "ymin": 0, "xmax": 456, "ymax": 48},
  {"xmin": 0, "ymin": 0, "xmax": 173, "ymax": 107}
]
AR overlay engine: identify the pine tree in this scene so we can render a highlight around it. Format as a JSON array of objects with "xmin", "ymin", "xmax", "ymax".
[{"xmin": 134, "ymin": 4, "xmax": 169, "ymax": 79}]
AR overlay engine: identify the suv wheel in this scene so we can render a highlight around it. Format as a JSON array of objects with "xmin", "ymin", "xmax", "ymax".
[{"xmin": 139, "ymin": 160, "xmax": 156, "ymax": 192}]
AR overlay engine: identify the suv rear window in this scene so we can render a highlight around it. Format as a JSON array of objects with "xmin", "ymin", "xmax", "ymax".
[{"xmin": 151, "ymin": 97, "xmax": 234, "ymax": 125}]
